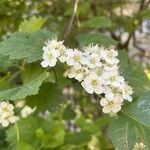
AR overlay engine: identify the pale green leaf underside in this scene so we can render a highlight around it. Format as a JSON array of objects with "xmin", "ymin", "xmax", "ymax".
[{"xmin": 0, "ymin": 30, "xmax": 55, "ymax": 63}]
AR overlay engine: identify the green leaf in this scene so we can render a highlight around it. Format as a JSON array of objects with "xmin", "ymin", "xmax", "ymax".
[
  {"xmin": 62, "ymin": 104, "xmax": 76, "ymax": 120},
  {"xmin": 109, "ymin": 91, "xmax": 150, "ymax": 150},
  {"xmin": 108, "ymin": 115, "xmax": 150, "ymax": 150},
  {"xmin": 65, "ymin": 131, "xmax": 91, "ymax": 146},
  {"xmin": 17, "ymin": 142, "xmax": 35, "ymax": 150},
  {"xmin": 0, "ymin": 64, "xmax": 49, "ymax": 100},
  {"xmin": 6, "ymin": 117, "xmax": 60, "ymax": 150},
  {"xmin": 7, "ymin": 117, "xmax": 65, "ymax": 149},
  {"xmin": 44, "ymin": 125, "xmax": 65, "ymax": 149},
  {"xmin": 118, "ymin": 50, "xmax": 150, "ymax": 98},
  {"xmin": 0, "ymin": 54, "xmax": 15, "ymax": 70},
  {"xmin": 81, "ymin": 16, "xmax": 111, "ymax": 28},
  {"xmin": 54, "ymin": 63, "xmax": 71, "ymax": 88},
  {"xmin": 122, "ymin": 91, "xmax": 150, "ymax": 126},
  {"xmin": 26, "ymin": 82, "xmax": 62, "ymax": 112},
  {"xmin": 19, "ymin": 16, "xmax": 47, "ymax": 32},
  {"xmin": 77, "ymin": 33, "xmax": 117, "ymax": 46},
  {"xmin": 0, "ymin": 30, "xmax": 55, "ymax": 63},
  {"xmin": 108, "ymin": 116, "xmax": 138, "ymax": 150}
]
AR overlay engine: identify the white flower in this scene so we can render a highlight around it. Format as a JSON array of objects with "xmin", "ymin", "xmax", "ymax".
[
  {"xmin": 102, "ymin": 71, "xmax": 124, "ymax": 87},
  {"xmin": 0, "ymin": 102, "xmax": 18, "ymax": 127},
  {"xmin": 64, "ymin": 66, "xmax": 89, "ymax": 82},
  {"xmin": 103, "ymin": 63, "xmax": 118, "ymax": 71},
  {"xmin": 133, "ymin": 142, "xmax": 146, "ymax": 150},
  {"xmin": 81, "ymin": 74, "xmax": 103, "ymax": 94},
  {"xmin": 121, "ymin": 83, "xmax": 133, "ymax": 102},
  {"xmin": 100, "ymin": 48, "xmax": 119, "ymax": 65},
  {"xmin": 16, "ymin": 100, "xmax": 25, "ymax": 108},
  {"xmin": 58, "ymin": 46, "xmax": 67, "ymax": 63},
  {"xmin": 41, "ymin": 49, "xmax": 58, "ymax": 68},
  {"xmin": 103, "ymin": 86, "xmax": 115, "ymax": 99},
  {"xmin": 43, "ymin": 39, "xmax": 63, "ymax": 55},
  {"xmin": 100, "ymin": 94, "xmax": 123, "ymax": 113},
  {"xmin": 85, "ymin": 53, "xmax": 102, "ymax": 69},
  {"xmin": 41, "ymin": 39, "xmax": 67, "ymax": 67},
  {"xmin": 66, "ymin": 49, "xmax": 83, "ymax": 68},
  {"xmin": 83, "ymin": 44, "xmax": 100, "ymax": 55},
  {"xmin": 21, "ymin": 106, "xmax": 36, "ymax": 118}
]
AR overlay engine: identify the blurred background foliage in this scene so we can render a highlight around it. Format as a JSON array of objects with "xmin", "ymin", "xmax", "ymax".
[{"xmin": 0, "ymin": 0, "xmax": 150, "ymax": 150}]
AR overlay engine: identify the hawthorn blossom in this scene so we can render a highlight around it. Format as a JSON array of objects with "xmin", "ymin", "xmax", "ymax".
[
  {"xmin": 66, "ymin": 49, "xmax": 84, "ymax": 68},
  {"xmin": 41, "ymin": 49, "xmax": 58, "ymax": 67},
  {"xmin": 64, "ymin": 66, "xmax": 89, "ymax": 82},
  {"xmin": 81, "ymin": 74, "xmax": 103, "ymax": 94},
  {"xmin": 83, "ymin": 44, "xmax": 101, "ymax": 55},
  {"xmin": 100, "ymin": 94, "xmax": 123, "ymax": 113},
  {"xmin": 16, "ymin": 100, "xmax": 25, "ymax": 108},
  {"xmin": 58, "ymin": 46, "xmax": 67, "ymax": 63},
  {"xmin": 85, "ymin": 53, "xmax": 102, "ymax": 69},
  {"xmin": 0, "ymin": 102, "xmax": 18, "ymax": 127},
  {"xmin": 102, "ymin": 70, "xmax": 125, "ymax": 87},
  {"xmin": 21, "ymin": 106, "xmax": 36, "ymax": 118},
  {"xmin": 43, "ymin": 39, "xmax": 64, "ymax": 54},
  {"xmin": 121, "ymin": 83, "xmax": 133, "ymax": 102},
  {"xmin": 103, "ymin": 63, "xmax": 118, "ymax": 71},
  {"xmin": 100, "ymin": 48, "xmax": 119, "ymax": 65}
]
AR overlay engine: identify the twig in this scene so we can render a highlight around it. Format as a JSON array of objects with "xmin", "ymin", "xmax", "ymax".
[
  {"xmin": 64, "ymin": 0, "xmax": 79, "ymax": 39},
  {"xmin": 90, "ymin": 0, "xmax": 97, "ymax": 16},
  {"xmin": 139, "ymin": 0, "xmax": 146, "ymax": 11},
  {"xmin": 132, "ymin": 33, "xmax": 146, "ymax": 53}
]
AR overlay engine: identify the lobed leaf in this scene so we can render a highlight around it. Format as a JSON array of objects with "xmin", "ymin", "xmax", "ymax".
[
  {"xmin": 0, "ymin": 30, "xmax": 55, "ymax": 63},
  {"xmin": 19, "ymin": 16, "xmax": 47, "ymax": 32},
  {"xmin": 26, "ymin": 82, "xmax": 62, "ymax": 112},
  {"xmin": 0, "ymin": 64, "xmax": 49, "ymax": 101}
]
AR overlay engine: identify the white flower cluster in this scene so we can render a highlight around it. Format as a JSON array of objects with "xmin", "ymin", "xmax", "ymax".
[
  {"xmin": 0, "ymin": 100, "xmax": 36, "ymax": 128},
  {"xmin": 41, "ymin": 39, "xmax": 133, "ymax": 114},
  {"xmin": 0, "ymin": 102, "xmax": 18, "ymax": 127}
]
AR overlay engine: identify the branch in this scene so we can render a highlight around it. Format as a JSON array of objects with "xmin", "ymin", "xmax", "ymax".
[{"xmin": 64, "ymin": 0, "xmax": 79, "ymax": 39}]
